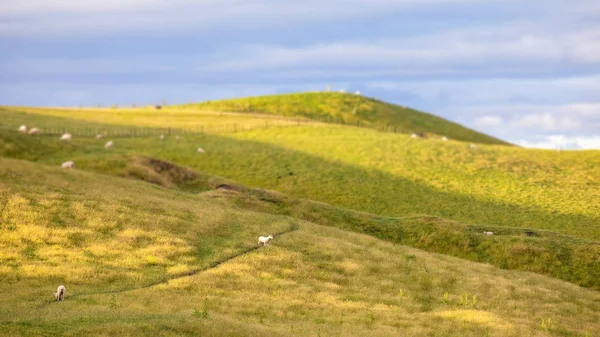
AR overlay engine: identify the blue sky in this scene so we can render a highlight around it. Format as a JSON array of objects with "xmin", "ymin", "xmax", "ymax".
[{"xmin": 1, "ymin": 0, "xmax": 599, "ymax": 149}]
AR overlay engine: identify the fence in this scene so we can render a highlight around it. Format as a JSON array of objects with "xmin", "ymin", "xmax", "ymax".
[
  {"xmin": 180, "ymin": 107, "xmax": 415, "ymax": 135},
  {"xmin": 7, "ymin": 120, "xmax": 315, "ymax": 138}
]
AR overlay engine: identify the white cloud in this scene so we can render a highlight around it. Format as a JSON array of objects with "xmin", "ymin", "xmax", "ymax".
[
  {"xmin": 5, "ymin": 26, "xmax": 600, "ymax": 79},
  {"xmin": 0, "ymin": 0, "xmax": 506, "ymax": 17},
  {"xmin": 448, "ymin": 102, "xmax": 600, "ymax": 140},
  {"xmin": 0, "ymin": 0, "xmax": 516, "ymax": 37},
  {"xmin": 510, "ymin": 113, "xmax": 581, "ymax": 131},
  {"xmin": 368, "ymin": 75, "xmax": 600, "ymax": 104},
  {"xmin": 202, "ymin": 26, "xmax": 600, "ymax": 73},
  {"xmin": 516, "ymin": 135, "xmax": 600, "ymax": 150},
  {"xmin": 475, "ymin": 116, "xmax": 503, "ymax": 127}
]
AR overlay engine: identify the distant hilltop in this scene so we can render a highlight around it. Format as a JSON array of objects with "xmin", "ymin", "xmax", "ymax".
[{"xmin": 175, "ymin": 91, "xmax": 512, "ymax": 146}]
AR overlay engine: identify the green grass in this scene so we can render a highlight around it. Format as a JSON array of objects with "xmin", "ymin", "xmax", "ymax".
[
  {"xmin": 174, "ymin": 92, "xmax": 512, "ymax": 145},
  {"xmin": 1, "ymin": 157, "xmax": 600, "ymax": 337},
  {"xmin": 1, "ymin": 106, "xmax": 599, "ymax": 286},
  {"xmin": 1, "ymin": 102, "xmax": 599, "ymax": 335},
  {"xmin": 0, "ymin": 106, "xmax": 317, "ymax": 136}
]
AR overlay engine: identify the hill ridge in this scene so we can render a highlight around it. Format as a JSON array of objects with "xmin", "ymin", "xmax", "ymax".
[{"xmin": 175, "ymin": 92, "xmax": 511, "ymax": 145}]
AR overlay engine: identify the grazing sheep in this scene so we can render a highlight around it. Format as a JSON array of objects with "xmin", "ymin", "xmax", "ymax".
[
  {"xmin": 60, "ymin": 133, "xmax": 72, "ymax": 141},
  {"xmin": 160, "ymin": 134, "xmax": 165, "ymax": 140},
  {"xmin": 410, "ymin": 133, "xmax": 418, "ymax": 139},
  {"xmin": 470, "ymin": 143, "xmax": 478, "ymax": 149},
  {"xmin": 55, "ymin": 285, "xmax": 66, "ymax": 301},
  {"xmin": 176, "ymin": 135, "xmax": 180, "ymax": 141},
  {"xmin": 28, "ymin": 127, "xmax": 40, "ymax": 135},
  {"xmin": 355, "ymin": 90, "xmax": 361, "ymax": 95},
  {"xmin": 96, "ymin": 134, "xmax": 104, "ymax": 139},
  {"xmin": 258, "ymin": 234, "xmax": 274, "ymax": 246},
  {"xmin": 18, "ymin": 125, "xmax": 28, "ymax": 133},
  {"xmin": 105, "ymin": 140, "xmax": 114, "ymax": 149},
  {"xmin": 441, "ymin": 136, "xmax": 448, "ymax": 142},
  {"xmin": 339, "ymin": 89, "xmax": 346, "ymax": 93},
  {"xmin": 483, "ymin": 231, "xmax": 494, "ymax": 235},
  {"xmin": 197, "ymin": 147, "xmax": 205, "ymax": 153},
  {"xmin": 61, "ymin": 161, "xmax": 74, "ymax": 169}
]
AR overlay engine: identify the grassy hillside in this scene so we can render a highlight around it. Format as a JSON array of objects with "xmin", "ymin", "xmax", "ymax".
[
  {"xmin": 174, "ymin": 92, "xmax": 511, "ymax": 145},
  {"xmin": 2, "ymin": 111, "xmax": 598, "ymax": 241},
  {"xmin": 1, "ymin": 117, "xmax": 599, "ymax": 290},
  {"xmin": 0, "ymin": 106, "xmax": 316, "ymax": 136},
  {"xmin": 1, "ymin": 158, "xmax": 600, "ymax": 336}
]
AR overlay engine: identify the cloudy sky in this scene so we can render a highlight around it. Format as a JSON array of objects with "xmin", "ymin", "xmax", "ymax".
[{"xmin": 1, "ymin": 0, "xmax": 599, "ymax": 149}]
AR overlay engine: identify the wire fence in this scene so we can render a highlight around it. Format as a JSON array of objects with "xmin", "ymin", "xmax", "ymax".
[
  {"xmin": 178, "ymin": 107, "xmax": 416, "ymax": 135},
  {"xmin": 2, "ymin": 120, "xmax": 316, "ymax": 138}
]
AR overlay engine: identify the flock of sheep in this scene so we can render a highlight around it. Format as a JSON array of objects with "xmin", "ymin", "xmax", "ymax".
[
  {"xmin": 18, "ymin": 125, "xmax": 206, "ymax": 169},
  {"xmin": 18, "ymin": 124, "xmax": 264, "ymax": 302},
  {"xmin": 410, "ymin": 132, "xmax": 479, "ymax": 149},
  {"xmin": 20, "ymin": 121, "xmax": 484, "ymax": 302}
]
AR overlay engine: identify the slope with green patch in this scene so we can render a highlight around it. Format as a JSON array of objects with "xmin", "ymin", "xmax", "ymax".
[
  {"xmin": 1, "ymin": 158, "xmax": 599, "ymax": 337},
  {"xmin": 1, "ymin": 107, "xmax": 598, "ymax": 287},
  {"xmin": 175, "ymin": 92, "xmax": 511, "ymax": 145}
]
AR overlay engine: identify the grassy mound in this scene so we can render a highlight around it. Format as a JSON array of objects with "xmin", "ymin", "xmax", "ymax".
[{"xmin": 175, "ymin": 92, "xmax": 511, "ymax": 145}]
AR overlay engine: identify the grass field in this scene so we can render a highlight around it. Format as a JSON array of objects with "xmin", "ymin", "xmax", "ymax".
[
  {"xmin": 1, "ymin": 158, "xmax": 599, "ymax": 337},
  {"xmin": 0, "ymin": 106, "xmax": 316, "ymax": 136},
  {"xmin": 174, "ymin": 92, "xmax": 512, "ymax": 145},
  {"xmin": 1, "ymin": 99, "xmax": 599, "ymax": 336}
]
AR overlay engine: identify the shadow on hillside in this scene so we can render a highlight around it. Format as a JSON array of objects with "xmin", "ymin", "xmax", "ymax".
[
  {"xmin": 1, "ymin": 109, "xmax": 599, "ymax": 289},
  {"xmin": 152, "ymin": 134, "xmax": 598, "ymax": 242},
  {"xmin": 1, "ymin": 108, "xmax": 597, "ymax": 242}
]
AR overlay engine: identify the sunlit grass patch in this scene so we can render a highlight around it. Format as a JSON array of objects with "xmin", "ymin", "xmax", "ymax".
[{"xmin": 433, "ymin": 310, "xmax": 512, "ymax": 330}]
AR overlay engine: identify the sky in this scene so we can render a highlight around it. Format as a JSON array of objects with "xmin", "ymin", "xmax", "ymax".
[{"xmin": 1, "ymin": 0, "xmax": 599, "ymax": 149}]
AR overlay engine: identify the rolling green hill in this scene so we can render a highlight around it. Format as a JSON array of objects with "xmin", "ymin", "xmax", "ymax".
[
  {"xmin": 1, "ymin": 106, "xmax": 599, "ymax": 288},
  {"xmin": 1, "ymin": 103, "xmax": 599, "ymax": 335},
  {"xmin": 1, "ymin": 157, "xmax": 599, "ymax": 336},
  {"xmin": 174, "ymin": 92, "xmax": 512, "ymax": 145}
]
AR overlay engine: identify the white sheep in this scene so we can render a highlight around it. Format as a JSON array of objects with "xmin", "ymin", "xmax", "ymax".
[
  {"xmin": 28, "ymin": 127, "xmax": 40, "ymax": 135},
  {"xmin": 55, "ymin": 285, "xmax": 66, "ymax": 301},
  {"xmin": 96, "ymin": 134, "xmax": 104, "ymax": 139},
  {"xmin": 441, "ymin": 136, "xmax": 448, "ymax": 142},
  {"xmin": 470, "ymin": 143, "xmax": 478, "ymax": 149},
  {"xmin": 410, "ymin": 133, "xmax": 418, "ymax": 139},
  {"xmin": 355, "ymin": 90, "xmax": 361, "ymax": 95},
  {"xmin": 105, "ymin": 140, "xmax": 114, "ymax": 149},
  {"xmin": 339, "ymin": 89, "xmax": 346, "ymax": 93},
  {"xmin": 483, "ymin": 231, "xmax": 494, "ymax": 235},
  {"xmin": 160, "ymin": 134, "xmax": 165, "ymax": 140},
  {"xmin": 61, "ymin": 161, "xmax": 74, "ymax": 169},
  {"xmin": 258, "ymin": 234, "xmax": 274, "ymax": 246},
  {"xmin": 18, "ymin": 125, "xmax": 28, "ymax": 133},
  {"xmin": 197, "ymin": 147, "xmax": 205, "ymax": 153},
  {"xmin": 176, "ymin": 135, "xmax": 180, "ymax": 141},
  {"xmin": 60, "ymin": 133, "xmax": 72, "ymax": 141}
]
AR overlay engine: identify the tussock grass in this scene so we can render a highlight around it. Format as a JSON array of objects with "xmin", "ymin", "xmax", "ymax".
[{"xmin": 2, "ymin": 174, "xmax": 599, "ymax": 336}]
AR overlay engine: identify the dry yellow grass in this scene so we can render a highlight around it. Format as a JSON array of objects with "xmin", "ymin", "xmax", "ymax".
[{"xmin": 1, "ymin": 158, "xmax": 598, "ymax": 336}]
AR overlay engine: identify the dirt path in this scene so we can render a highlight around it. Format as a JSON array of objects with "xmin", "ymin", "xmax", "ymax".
[{"xmin": 36, "ymin": 223, "xmax": 299, "ymax": 309}]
